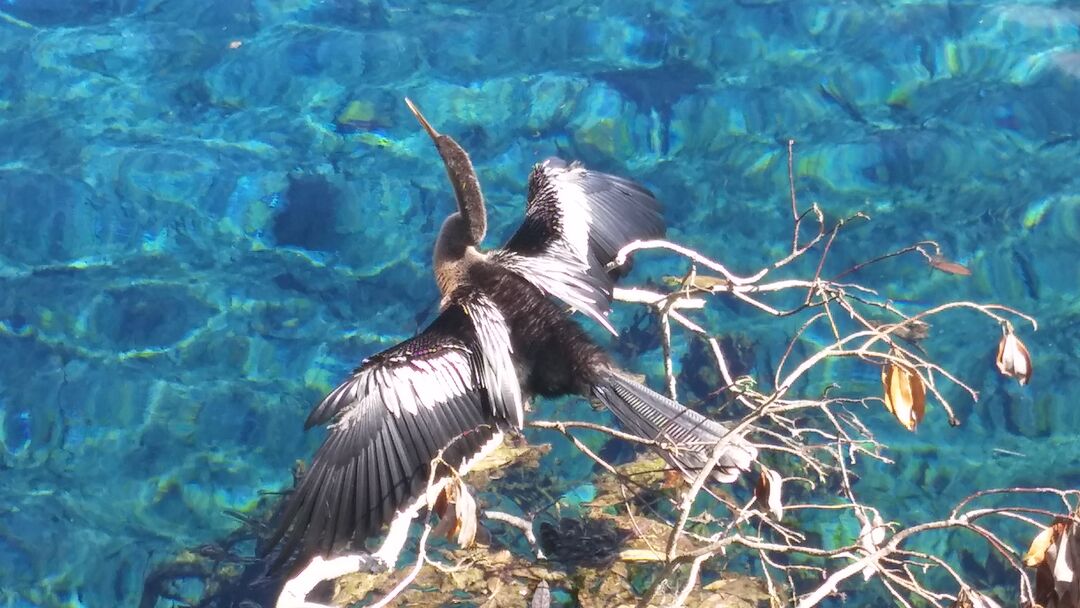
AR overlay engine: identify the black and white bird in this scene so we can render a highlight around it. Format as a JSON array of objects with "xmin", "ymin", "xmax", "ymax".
[{"xmin": 261, "ymin": 99, "xmax": 757, "ymax": 573}]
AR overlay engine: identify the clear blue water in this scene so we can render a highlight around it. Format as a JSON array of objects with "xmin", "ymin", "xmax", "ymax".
[{"xmin": 0, "ymin": 0, "xmax": 1077, "ymax": 606}]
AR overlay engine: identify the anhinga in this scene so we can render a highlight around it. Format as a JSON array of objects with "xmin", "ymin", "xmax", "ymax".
[{"xmin": 262, "ymin": 99, "xmax": 757, "ymax": 574}]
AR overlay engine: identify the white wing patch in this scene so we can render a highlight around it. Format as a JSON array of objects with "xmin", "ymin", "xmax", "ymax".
[
  {"xmin": 499, "ymin": 158, "xmax": 664, "ymax": 336},
  {"xmin": 463, "ymin": 295, "xmax": 524, "ymax": 428},
  {"xmin": 497, "ymin": 249, "xmax": 615, "ymax": 335},
  {"xmin": 495, "ymin": 160, "xmax": 622, "ymax": 334},
  {"xmin": 549, "ymin": 163, "xmax": 593, "ymax": 263},
  {"xmin": 531, "ymin": 163, "xmax": 620, "ymax": 332}
]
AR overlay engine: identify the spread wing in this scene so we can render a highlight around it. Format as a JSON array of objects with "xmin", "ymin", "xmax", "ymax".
[
  {"xmin": 262, "ymin": 303, "xmax": 517, "ymax": 563},
  {"xmin": 498, "ymin": 158, "xmax": 665, "ymax": 334}
]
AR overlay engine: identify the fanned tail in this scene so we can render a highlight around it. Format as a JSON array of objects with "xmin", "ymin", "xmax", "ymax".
[{"xmin": 591, "ymin": 370, "xmax": 756, "ymax": 482}]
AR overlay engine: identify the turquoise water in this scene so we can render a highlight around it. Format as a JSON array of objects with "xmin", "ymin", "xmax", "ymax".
[{"xmin": 0, "ymin": 0, "xmax": 1077, "ymax": 606}]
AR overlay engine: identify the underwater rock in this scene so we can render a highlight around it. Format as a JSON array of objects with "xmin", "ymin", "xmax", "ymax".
[
  {"xmin": 422, "ymin": 15, "xmax": 524, "ymax": 81},
  {"xmin": 680, "ymin": 333, "xmax": 757, "ymax": 408},
  {"xmin": 86, "ymin": 283, "xmax": 218, "ymax": 352},
  {"xmin": 0, "ymin": 170, "xmax": 102, "ymax": 265},
  {"xmin": 78, "ymin": 143, "xmax": 245, "ymax": 255},
  {"xmin": 0, "ymin": 368, "xmax": 59, "ymax": 470},
  {"xmin": 566, "ymin": 83, "xmax": 641, "ymax": 162},
  {"xmin": 315, "ymin": 29, "xmax": 423, "ymax": 88},
  {"xmin": 524, "ymin": 74, "xmax": 591, "ymax": 134},
  {"xmin": 111, "ymin": 147, "xmax": 218, "ymax": 208},
  {"xmin": 203, "ymin": 27, "xmax": 333, "ymax": 110},
  {"xmin": 146, "ymin": 0, "xmax": 261, "ymax": 33},
  {"xmin": 404, "ymin": 78, "xmax": 535, "ymax": 157},
  {"xmin": 1002, "ymin": 392, "xmax": 1053, "ymax": 439}
]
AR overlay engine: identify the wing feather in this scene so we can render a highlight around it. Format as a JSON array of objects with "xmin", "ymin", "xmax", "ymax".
[
  {"xmin": 261, "ymin": 305, "xmax": 514, "ymax": 565},
  {"xmin": 324, "ymin": 466, "xmax": 347, "ymax": 551},
  {"xmin": 499, "ymin": 158, "xmax": 665, "ymax": 334},
  {"xmin": 463, "ymin": 295, "xmax": 523, "ymax": 428},
  {"xmin": 352, "ymin": 452, "xmax": 368, "ymax": 542}
]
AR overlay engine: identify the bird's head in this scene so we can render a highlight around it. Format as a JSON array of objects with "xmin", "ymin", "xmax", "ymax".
[
  {"xmin": 405, "ymin": 97, "xmax": 487, "ymax": 248},
  {"xmin": 405, "ymin": 97, "xmax": 467, "ymax": 167}
]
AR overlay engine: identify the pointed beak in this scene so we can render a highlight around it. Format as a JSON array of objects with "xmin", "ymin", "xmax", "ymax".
[{"xmin": 404, "ymin": 97, "xmax": 440, "ymax": 141}]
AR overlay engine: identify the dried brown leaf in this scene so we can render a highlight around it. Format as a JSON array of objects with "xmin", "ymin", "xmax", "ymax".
[
  {"xmin": 431, "ymin": 479, "xmax": 480, "ymax": 547},
  {"xmin": 996, "ymin": 330, "xmax": 1033, "ymax": 386},
  {"xmin": 1052, "ymin": 527, "xmax": 1076, "ymax": 599},
  {"xmin": 454, "ymin": 481, "xmax": 479, "ymax": 547},
  {"xmin": 662, "ymin": 469, "xmax": 683, "ymax": 489},
  {"xmin": 530, "ymin": 581, "xmax": 551, "ymax": 608},
  {"xmin": 859, "ymin": 512, "xmax": 887, "ymax": 580},
  {"xmin": 1025, "ymin": 522, "xmax": 1066, "ymax": 567},
  {"xmin": 881, "ymin": 360, "xmax": 926, "ymax": 431},
  {"xmin": 929, "ymin": 255, "xmax": 972, "ymax": 276},
  {"xmin": 754, "ymin": 468, "xmax": 784, "ymax": 521}
]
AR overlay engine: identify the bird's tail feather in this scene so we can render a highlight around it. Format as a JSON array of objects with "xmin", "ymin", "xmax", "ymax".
[{"xmin": 591, "ymin": 370, "xmax": 756, "ymax": 483}]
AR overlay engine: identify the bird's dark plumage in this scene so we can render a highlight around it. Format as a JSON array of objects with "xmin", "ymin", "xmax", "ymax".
[
  {"xmin": 262, "ymin": 99, "xmax": 756, "ymax": 576},
  {"xmin": 262, "ymin": 299, "xmax": 513, "ymax": 564},
  {"xmin": 497, "ymin": 157, "xmax": 665, "ymax": 333}
]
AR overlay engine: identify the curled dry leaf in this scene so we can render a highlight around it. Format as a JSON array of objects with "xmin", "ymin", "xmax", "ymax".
[
  {"xmin": 431, "ymin": 478, "xmax": 480, "ymax": 548},
  {"xmin": 530, "ymin": 581, "xmax": 551, "ymax": 608},
  {"xmin": 881, "ymin": 359, "xmax": 926, "ymax": 431},
  {"xmin": 1050, "ymin": 526, "xmax": 1077, "ymax": 600},
  {"xmin": 996, "ymin": 328, "xmax": 1033, "ymax": 386},
  {"xmin": 453, "ymin": 482, "xmax": 479, "ymax": 547},
  {"xmin": 1024, "ymin": 522, "xmax": 1066, "ymax": 567},
  {"xmin": 929, "ymin": 254, "xmax": 972, "ymax": 276},
  {"xmin": 754, "ymin": 468, "xmax": 784, "ymax": 521},
  {"xmin": 1032, "ymin": 514, "xmax": 1080, "ymax": 606}
]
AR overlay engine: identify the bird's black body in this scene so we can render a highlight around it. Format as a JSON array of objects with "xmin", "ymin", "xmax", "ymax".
[
  {"xmin": 464, "ymin": 260, "xmax": 607, "ymax": 399},
  {"xmin": 261, "ymin": 99, "xmax": 757, "ymax": 579}
]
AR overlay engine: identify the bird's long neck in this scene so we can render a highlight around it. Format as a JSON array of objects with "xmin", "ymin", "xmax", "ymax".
[
  {"xmin": 433, "ymin": 212, "xmax": 484, "ymax": 300},
  {"xmin": 404, "ymin": 98, "xmax": 489, "ymax": 300},
  {"xmin": 437, "ymin": 138, "xmax": 487, "ymax": 246}
]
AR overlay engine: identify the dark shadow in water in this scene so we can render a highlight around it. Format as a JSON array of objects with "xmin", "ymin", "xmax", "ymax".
[
  {"xmin": 138, "ymin": 493, "xmax": 300, "ymax": 608},
  {"xmin": 272, "ymin": 175, "xmax": 344, "ymax": 253}
]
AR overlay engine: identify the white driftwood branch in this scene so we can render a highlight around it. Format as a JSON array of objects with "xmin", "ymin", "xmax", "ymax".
[
  {"xmin": 613, "ymin": 286, "xmax": 705, "ymax": 309},
  {"xmin": 277, "ymin": 554, "xmax": 373, "ymax": 608}
]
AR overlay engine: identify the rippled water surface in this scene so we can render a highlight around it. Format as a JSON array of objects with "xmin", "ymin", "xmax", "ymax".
[{"xmin": 0, "ymin": 1, "xmax": 1077, "ymax": 606}]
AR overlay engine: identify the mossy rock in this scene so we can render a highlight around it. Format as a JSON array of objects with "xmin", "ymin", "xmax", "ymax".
[
  {"xmin": 332, "ymin": 543, "xmax": 770, "ymax": 607},
  {"xmin": 331, "ymin": 450, "xmax": 770, "ymax": 607}
]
